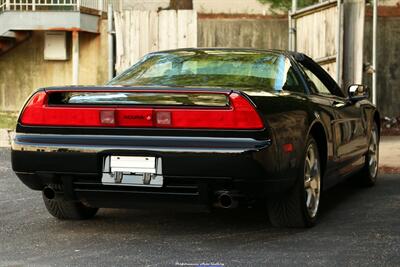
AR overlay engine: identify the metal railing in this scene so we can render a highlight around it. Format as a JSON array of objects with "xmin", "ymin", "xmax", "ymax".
[{"xmin": 0, "ymin": 0, "xmax": 120, "ymax": 13}]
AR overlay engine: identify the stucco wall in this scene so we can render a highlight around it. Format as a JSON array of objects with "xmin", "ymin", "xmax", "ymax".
[{"xmin": 0, "ymin": 19, "xmax": 108, "ymax": 112}]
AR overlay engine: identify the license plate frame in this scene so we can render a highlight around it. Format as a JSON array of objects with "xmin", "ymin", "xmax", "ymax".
[{"xmin": 102, "ymin": 156, "xmax": 163, "ymax": 187}]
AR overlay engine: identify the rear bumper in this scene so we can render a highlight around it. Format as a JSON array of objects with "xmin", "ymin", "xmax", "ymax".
[{"xmin": 12, "ymin": 133, "xmax": 297, "ymax": 207}]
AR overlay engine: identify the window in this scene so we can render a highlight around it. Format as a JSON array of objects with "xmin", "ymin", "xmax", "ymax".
[
  {"xmin": 109, "ymin": 51, "xmax": 303, "ymax": 93},
  {"xmin": 303, "ymin": 69, "xmax": 332, "ymax": 95},
  {"xmin": 297, "ymin": 61, "xmax": 337, "ymax": 96},
  {"xmin": 282, "ymin": 67, "xmax": 303, "ymax": 93}
]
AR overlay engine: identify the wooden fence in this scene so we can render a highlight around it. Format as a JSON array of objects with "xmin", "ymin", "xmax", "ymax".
[
  {"xmin": 292, "ymin": 2, "xmax": 341, "ymax": 82},
  {"xmin": 114, "ymin": 9, "xmax": 197, "ymax": 73},
  {"xmin": 292, "ymin": 0, "xmax": 365, "ymax": 88}
]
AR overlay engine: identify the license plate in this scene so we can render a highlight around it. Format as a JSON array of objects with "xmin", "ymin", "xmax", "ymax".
[{"xmin": 102, "ymin": 156, "xmax": 163, "ymax": 187}]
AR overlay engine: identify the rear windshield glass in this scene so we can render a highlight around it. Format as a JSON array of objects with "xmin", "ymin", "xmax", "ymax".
[
  {"xmin": 108, "ymin": 50, "xmax": 299, "ymax": 91},
  {"xmin": 47, "ymin": 92, "xmax": 229, "ymax": 107}
]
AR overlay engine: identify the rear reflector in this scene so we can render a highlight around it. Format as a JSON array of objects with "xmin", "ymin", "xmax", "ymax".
[
  {"xmin": 283, "ymin": 143, "xmax": 294, "ymax": 153},
  {"xmin": 156, "ymin": 111, "xmax": 172, "ymax": 126},
  {"xmin": 20, "ymin": 91, "xmax": 264, "ymax": 130},
  {"xmin": 100, "ymin": 110, "xmax": 115, "ymax": 125}
]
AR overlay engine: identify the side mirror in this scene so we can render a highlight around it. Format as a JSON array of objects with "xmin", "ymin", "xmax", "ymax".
[{"xmin": 348, "ymin": 84, "xmax": 369, "ymax": 101}]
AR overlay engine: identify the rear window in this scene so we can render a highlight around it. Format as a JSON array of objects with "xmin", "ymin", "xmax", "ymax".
[
  {"xmin": 47, "ymin": 92, "xmax": 229, "ymax": 107},
  {"xmin": 108, "ymin": 50, "xmax": 299, "ymax": 91}
]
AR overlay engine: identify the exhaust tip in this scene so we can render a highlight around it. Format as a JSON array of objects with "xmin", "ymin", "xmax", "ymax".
[
  {"xmin": 219, "ymin": 193, "xmax": 234, "ymax": 208},
  {"xmin": 43, "ymin": 187, "xmax": 56, "ymax": 200}
]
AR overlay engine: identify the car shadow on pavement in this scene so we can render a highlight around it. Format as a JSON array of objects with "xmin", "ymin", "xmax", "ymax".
[{"xmin": 48, "ymin": 175, "xmax": 388, "ymax": 239}]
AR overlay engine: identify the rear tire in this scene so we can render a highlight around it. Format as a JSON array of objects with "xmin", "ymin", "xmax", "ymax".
[
  {"xmin": 357, "ymin": 122, "xmax": 379, "ymax": 187},
  {"xmin": 43, "ymin": 190, "xmax": 98, "ymax": 220},
  {"xmin": 267, "ymin": 137, "xmax": 321, "ymax": 228}
]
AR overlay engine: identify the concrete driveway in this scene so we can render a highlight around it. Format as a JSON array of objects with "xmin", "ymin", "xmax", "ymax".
[{"xmin": 0, "ymin": 148, "xmax": 399, "ymax": 266}]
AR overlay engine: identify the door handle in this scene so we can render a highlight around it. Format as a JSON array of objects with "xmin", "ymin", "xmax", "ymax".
[{"xmin": 331, "ymin": 100, "xmax": 345, "ymax": 107}]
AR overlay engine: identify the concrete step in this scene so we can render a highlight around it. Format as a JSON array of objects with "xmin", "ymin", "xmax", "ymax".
[
  {"xmin": 0, "ymin": 31, "xmax": 17, "ymax": 39},
  {"xmin": 0, "ymin": 30, "xmax": 30, "ymax": 55}
]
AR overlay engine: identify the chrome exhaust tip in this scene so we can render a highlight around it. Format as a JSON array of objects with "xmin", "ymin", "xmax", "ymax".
[
  {"xmin": 217, "ymin": 191, "xmax": 239, "ymax": 209},
  {"xmin": 43, "ymin": 186, "xmax": 56, "ymax": 200}
]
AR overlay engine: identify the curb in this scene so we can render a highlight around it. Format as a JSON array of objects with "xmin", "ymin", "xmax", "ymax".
[
  {"xmin": 0, "ymin": 129, "xmax": 12, "ymax": 148},
  {"xmin": 379, "ymin": 166, "xmax": 400, "ymax": 174}
]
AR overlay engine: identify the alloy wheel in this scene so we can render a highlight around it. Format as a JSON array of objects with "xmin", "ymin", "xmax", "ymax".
[
  {"xmin": 368, "ymin": 127, "xmax": 379, "ymax": 178},
  {"xmin": 304, "ymin": 143, "xmax": 321, "ymax": 218}
]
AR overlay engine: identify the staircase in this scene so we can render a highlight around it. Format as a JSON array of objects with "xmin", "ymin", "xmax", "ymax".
[
  {"xmin": 0, "ymin": 0, "xmax": 108, "ymax": 56},
  {"xmin": 0, "ymin": 31, "xmax": 30, "ymax": 55}
]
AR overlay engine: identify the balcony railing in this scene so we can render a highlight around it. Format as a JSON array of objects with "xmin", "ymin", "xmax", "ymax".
[{"xmin": 0, "ymin": 0, "xmax": 121, "ymax": 13}]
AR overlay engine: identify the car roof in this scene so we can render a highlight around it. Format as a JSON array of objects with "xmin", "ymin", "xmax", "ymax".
[{"xmin": 147, "ymin": 47, "xmax": 301, "ymax": 58}]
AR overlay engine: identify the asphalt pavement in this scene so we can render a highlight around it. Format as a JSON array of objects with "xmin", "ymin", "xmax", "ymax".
[{"xmin": 0, "ymin": 148, "xmax": 399, "ymax": 266}]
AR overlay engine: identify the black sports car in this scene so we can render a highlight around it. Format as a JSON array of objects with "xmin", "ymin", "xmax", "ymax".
[{"xmin": 11, "ymin": 48, "xmax": 380, "ymax": 228}]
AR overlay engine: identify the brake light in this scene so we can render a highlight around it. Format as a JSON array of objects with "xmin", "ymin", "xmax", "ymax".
[{"xmin": 20, "ymin": 91, "xmax": 264, "ymax": 130}]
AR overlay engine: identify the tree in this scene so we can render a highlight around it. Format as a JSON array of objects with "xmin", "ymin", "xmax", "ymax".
[{"xmin": 257, "ymin": 0, "xmax": 319, "ymax": 11}]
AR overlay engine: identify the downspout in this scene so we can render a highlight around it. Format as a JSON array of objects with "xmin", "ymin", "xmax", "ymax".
[
  {"xmin": 335, "ymin": 0, "xmax": 342, "ymax": 86},
  {"xmin": 372, "ymin": 0, "xmax": 377, "ymax": 105},
  {"xmin": 288, "ymin": 11, "xmax": 292, "ymax": 50},
  {"xmin": 72, "ymin": 30, "xmax": 79, "ymax": 85},
  {"xmin": 108, "ymin": 3, "xmax": 114, "ymax": 81},
  {"xmin": 289, "ymin": 0, "xmax": 297, "ymax": 51}
]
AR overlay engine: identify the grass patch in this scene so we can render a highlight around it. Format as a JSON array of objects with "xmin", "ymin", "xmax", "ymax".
[{"xmin": 0, "ymin": 111, "xmax": 18, "ymax": 129}]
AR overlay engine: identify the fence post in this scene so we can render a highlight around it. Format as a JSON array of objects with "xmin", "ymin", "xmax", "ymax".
[
  {"xmin": 108, "ymin": 3, "xmax": 114, "ymax": 80},
  {"xmin": 32, "ymin": 0, "xmax": 36, "ymax": 11},
  {"xmin": 77, "ymin": 0, "xmax": 80, "ymax": 12},
  {"xmin": 5, "ymin": 0, "xmax": 10, "ymax": 11}
]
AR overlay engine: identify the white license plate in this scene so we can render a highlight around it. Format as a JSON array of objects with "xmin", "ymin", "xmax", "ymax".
[{"xmin": 102, "ymin": 156, "xmax": 163, "ymax": 187}]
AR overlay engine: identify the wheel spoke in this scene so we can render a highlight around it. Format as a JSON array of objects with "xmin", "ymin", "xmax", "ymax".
[
  {"xmin": 305, "ymin": 157, "xmax": 312, "ymax": 169},
  {"xmin": 306, "ymin": 188, "xmax": 312, "ymax": 207},
  {"xmin": 308, "ymin": 192, "xmax": 315, "ymax": 211},
  {"xmin": 304, "ymin": 177, "xmax": 311, "ymax": 188},
  {"xmin": 308, "ymin": 147, "xmax": 315, "ymax": 164},
  {"xmin": 310, "ymin": 159, "xmax": 319, "ymax": 177}
]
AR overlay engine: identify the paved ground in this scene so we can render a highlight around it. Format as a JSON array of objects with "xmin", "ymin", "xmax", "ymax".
[{"xmin": 0, "ymin": 148, "xmax": 399, "ymax": 266}]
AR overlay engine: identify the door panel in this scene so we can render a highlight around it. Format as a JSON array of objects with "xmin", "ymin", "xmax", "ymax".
[
  {"xmin": 296, "ymin": 56, "xmax": 368, "ymax": 180},
  {"xmin": 328, "ymin": 96, "xmax": 367, "ymax": 161}
]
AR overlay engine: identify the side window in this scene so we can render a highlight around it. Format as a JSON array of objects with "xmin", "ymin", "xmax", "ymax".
[
  {"xmin": 274, "ymin": 56, "xmax": 304, "ymax": 93},
  {"xmin": 299, "ymin": 64, "xmax": 333, "ymax": 96},
  {"xmin": 282, "ymin": 67, "xmax": 303, "ymax": 93}
]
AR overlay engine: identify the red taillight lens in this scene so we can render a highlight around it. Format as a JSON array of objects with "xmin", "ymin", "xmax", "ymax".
[{"xmin": 20, "ymin": 91, "xmax": 264, "ymax": 130}]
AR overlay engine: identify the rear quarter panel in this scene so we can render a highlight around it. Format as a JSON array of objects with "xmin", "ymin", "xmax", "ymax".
[{"xmin": 245, "ymin": 91, "xmax": 313, "ymax": 181}]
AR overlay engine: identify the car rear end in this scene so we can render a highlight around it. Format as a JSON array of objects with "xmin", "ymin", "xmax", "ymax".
[{"xmin": 11, "ymin": 87, "xmax": 292, "ymax": 210}]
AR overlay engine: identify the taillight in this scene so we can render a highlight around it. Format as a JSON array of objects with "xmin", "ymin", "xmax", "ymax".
[{"xmin": 20, "ymin": 91, "xmax": 264, "ymax": 130}]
